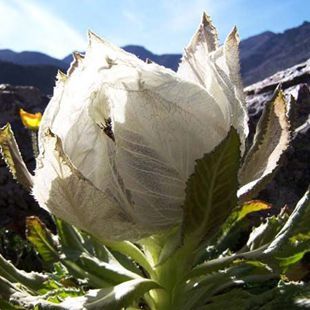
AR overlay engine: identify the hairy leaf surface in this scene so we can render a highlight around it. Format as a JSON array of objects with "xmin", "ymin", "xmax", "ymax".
[
  {"xmin": 238, "ymin": 89, "xmax": 290, "ymax": 202},
  {"xmin": 0, "ymin": 123, "xmax": 33, "ymax": 189},
  {"xmin": 182, "ymin": 128, "xmax": 240, "ymax": 244}
]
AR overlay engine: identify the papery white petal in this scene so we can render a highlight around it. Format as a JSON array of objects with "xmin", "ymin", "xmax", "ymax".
[
  {"xmin": 177, "ymin": 12, "xmax": 220, "ymax": 90},
  {"xmin": 38, "ymin": 32, "xmax": 230, "ymax": 234},
  {"xmin": 39, "ymin": 33, "xmax": 137, "ymax": 219},
  {"xmin": 86, "ymin": 35, "xmax": 229, "ymax": 230},
  {"xmin": 35, "ymin": 16, "xmax": 248, "ymax": 239},
  {"xmin": 33, "ymin": 130, "xmax": 143, "ymax": 241},
  {"xmin": 177, "ymin": 12, "xmax": 248, "ymax": 152},
  {"xmin": 213, "ymin": 27, "xmax": 249, "ymax": 150},
  {"xmin": 38, "ymin": 70, "xmax": 66, "ymax": 151},
  {"xmin": 116, "ymin": 72, "xmax": 229, "ymax": 228}
]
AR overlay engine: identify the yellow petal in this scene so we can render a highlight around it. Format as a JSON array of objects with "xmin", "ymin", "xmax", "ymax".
[{"xmin": 19, "ymin": 108, "xmax": 42, "ymax": 130}]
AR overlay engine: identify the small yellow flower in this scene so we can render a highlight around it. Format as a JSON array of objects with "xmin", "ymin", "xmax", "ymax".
[{"xmin": 19, "ymin": 108, "xmax": 42, "ymax": 130}]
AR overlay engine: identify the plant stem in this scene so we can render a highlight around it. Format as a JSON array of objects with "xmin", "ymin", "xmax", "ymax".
[{"xmin": 144, "ymin": 238, "xmax": 195, "ymax": 310}]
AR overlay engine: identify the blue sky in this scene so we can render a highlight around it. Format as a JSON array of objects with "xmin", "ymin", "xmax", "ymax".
[{"xmin": 0, "ymin": 0, "xmax": 309, "ymax": 59}]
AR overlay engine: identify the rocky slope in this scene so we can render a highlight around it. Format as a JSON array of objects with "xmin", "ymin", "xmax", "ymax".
[
  {"xmin": 0, "ymin": 60, "xmax": 309, "ymax": 233},
  {"xmin": 245, "ymin": 59, "xmax": 310, "ymax": 209},
  {"xmin": 0, "ymin": 61, "xmax": 60, "ymax": 95},
  {"xmin": 0, "ymin": 85, "xmax": 50, "ymax": 233}
]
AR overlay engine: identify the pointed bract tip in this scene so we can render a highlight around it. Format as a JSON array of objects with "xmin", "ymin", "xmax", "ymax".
[
  {"xmin": 67, "ymin": 51, "xmax": 86, "ymax": 76},
  {"xmin": 226, "ymin": 26, "xmax": 240, "ymax": 44},
  {"xmin": 73, "ymin": 51, "xmax": 84, "ymax": 61},
  {"xmin": 0, "ymin": 123, "xmax": 11, "ymax": 139},
  {"xmin": 232, "ymin": 25, "xmax": 238, "ymax": 33},
  {"xmin": 201, "ymin": 11, "xmax": 213, "ymax": 27},
  {"xmin": 200, "ymin": 11, "xmax": 219, "ymax": 51},
  {"xmin": 269, "ymin": 85, "xmax": 287, "ymax": 112},
  {"xmin": 56, "ymin": 70, "xmax": 67, "ymax": 82},
  {"xmin": 272, "ymin": 84, "xmax": 285, "ymax": 101},
  {"xmin": 87, "ymin": 29, "xmax": 95, "ymax": 39},
  {"xmin": 1, "ymin": 122, "xmax": 10, "ymax": 130},
  {"xmin": 275, "ymin": 83, "xmax": 283, "ymax": 93},
  {"xmin": 87, "ymin": 30, "xmax": 104, "ymax": 45}
]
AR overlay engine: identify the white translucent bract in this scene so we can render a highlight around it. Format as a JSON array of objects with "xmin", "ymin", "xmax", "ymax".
[{"xmin": 32, "ymin": 12, "xmax": 248, "ymax": 240}]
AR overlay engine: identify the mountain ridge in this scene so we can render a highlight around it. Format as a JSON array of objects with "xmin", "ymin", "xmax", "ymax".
[
  {"xmin": 0, "ymin": 21, "xmax": 309, "ymax": 94},
  {"xmin": 0, "ymin": 49, "xmax": 67, "ymax": 68}
]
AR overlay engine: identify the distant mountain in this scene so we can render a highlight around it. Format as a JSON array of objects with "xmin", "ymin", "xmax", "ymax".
[
  {"xmin": 61, "ymin": 46, "xmax": 181, "ymax": 71},
  {"xmin": 121, "ymin": 22, "xmax": 310, "ymax": 85},
  {"xmin": 0, "ymin": 21, "xmax": 309, "ymax": 94},
  {"xmin": 240, "ymin": 21, "xmax": 310, "ymax": 84},
  {"xmin": 123, "ymin": 46, "xmax": 180, "ymax": 71},
  {"xmin": 62, "ymin": 53, "xmax": 76, "ymax": 65},
  {"xmin": 0, "ymin": 49, "xmax": 67, "ymax": 69}
]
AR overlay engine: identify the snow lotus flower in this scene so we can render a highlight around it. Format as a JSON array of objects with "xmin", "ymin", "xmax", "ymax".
[{"xmin": 32, "ymin": 13, "xmax": 248, "ymax": 241}]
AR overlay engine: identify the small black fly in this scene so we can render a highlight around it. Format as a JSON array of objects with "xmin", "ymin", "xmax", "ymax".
[{"xmin": 98, "ymin": 117, "xmax": 115, "ymax": 142}]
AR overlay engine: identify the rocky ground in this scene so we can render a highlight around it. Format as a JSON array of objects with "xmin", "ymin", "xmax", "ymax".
[
  {"xmin": 0, "ymin": 85, "xmax": 50, "ymax": 234},
  {"xmin": 0, "ymin": 59, "xmax": 309, "ymax": 233}
]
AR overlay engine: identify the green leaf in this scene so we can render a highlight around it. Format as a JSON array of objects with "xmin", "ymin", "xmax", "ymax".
[
  {"xmin": 238, "ymin": 89, "xmax": 291, "ymax": 202},
  {"xmin": 78, "ymin": 252, "xmax": 140, "ymax": 285},
  {"xmin": 246, "ymin": 210, "xmax": 288, "ymax": 251},
  {"xmin": 182, "ymin": 128, "xmax": 240, "ymax": 245},
  {"xmin": 103, "ymin": 240, "xmax": 154, "ymax": 277},
  {"xmin": 0, "ymin": 123, "xmax": 33, "ymax": 190},
  {"xmin": 277, "ymin": 243, "xmax": 310, "ymax": 269},
  {"xmin": 43, "ymin": 287, "xmax": 84, "ymax": 304},
  {"xmin": 197, "ymin": 281, "xmax": 310, "ymax": 310},
  {"xmin": 26, "ymin": 216, "xmax": 59, "ymax": 267},
  {"xmin": 185, "ymin": 262, "xmax": 277, "ymax": 309},
  {"xmin": 236, "ymin": 200, "xmax": 271, "ymax": 221},
  {"xmin": 258, "ymin": 281, "xmax": 310, "ymax": 309},
  {"xmin": 188, "ymin": 244, "xmax": 268, "ymax": 279},
  {"xmin": 27, "ymin": 217, "xmax": 110, "ymax": 288},
  {"xmin": 56, "ymin": 219, "xmax": 141, "ymax": 274},
  {"xmin": 60, "ymin": 278, "xmax": 161, "ymax": 310},
  {"xmin": 55, "ymin": 218, "xmax": 88, "ymax": 259},
  {"xmin": 195, "ymin": 288, "xmax": 251, "ymax": 310},
  {"xmin": 60, "ymin": 259, "xmax": 111, "ymax": 288},
  {"xmin": 0, "ymin": 275, "xmax": 19, "ymax": 300},
  {"xmin": 8, "ymin": 292, "xmax": 65, "ymax": 309},
  {"xmin": 261, "ymin": 189, "xmax": 310, "ymax": 270},
  {"xmin": 0, "ymin": 299, "xmax": 23, "ymax": 310},
  {"xmin": 50, "ymin": 218, "xmax": 143, "ymax": 288},
  {"xmin": 213, "ymin": 200, "xmax": 271, "ymax": 254},
  {"xmin": 56, "ymin": 217, "xmax": 112, "ymax": 265},
  {"xmin": 0, "ymin": 258, "xmax": 81, "ymax": 308},
  {"xmin": 110, "ymin": 251, "xmax": 143, "ymax": 277},
  {"xmin": 54, "ymin": 218, "xmax": 144, "ymax": 287},
  {"xmin": 0, "ymin": 254, "xmax": 48, "ymax": 291},
  {"xmin": 82, "ymin": 235, "xmax": 111, "ymax": 263}
]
